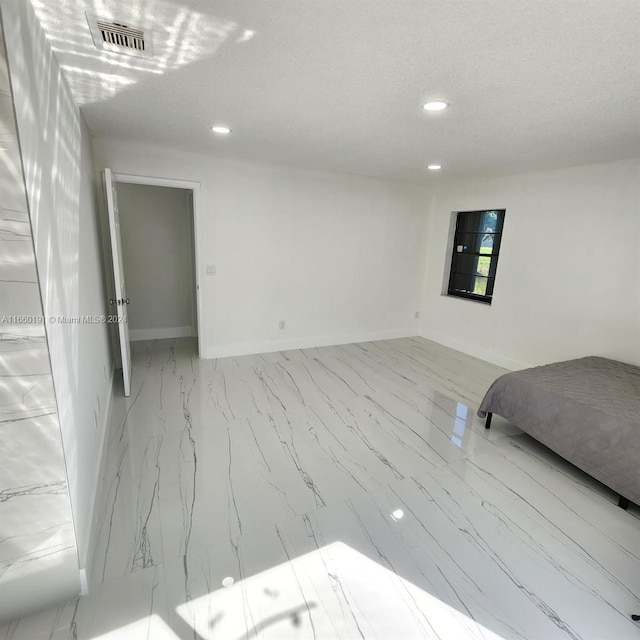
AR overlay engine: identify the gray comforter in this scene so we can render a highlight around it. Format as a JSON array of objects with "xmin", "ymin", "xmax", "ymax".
[{"xmin": 478, "ymin": 356, "xmax": 640, "ymax": 504}]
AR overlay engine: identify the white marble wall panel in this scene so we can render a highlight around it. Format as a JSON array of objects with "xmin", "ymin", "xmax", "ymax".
[
  {"xmin": 0, "ymin": 27, "xmax": 7, "ymax": 97},
  {"xmin": 0, "ymin": 16, "xmax": 79, "ymax": 623}
]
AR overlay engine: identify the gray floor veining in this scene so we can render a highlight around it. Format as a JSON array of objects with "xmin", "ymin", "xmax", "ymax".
[{"xmin": 2, "ymin": 336, "xmax": 640, "ymax": 639}]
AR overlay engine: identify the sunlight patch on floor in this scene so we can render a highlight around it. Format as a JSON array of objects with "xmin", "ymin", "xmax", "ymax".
[
  {"xmin": 176, "ymin": 541, "xmax": 506, "ymax": 640},
  {"xmin": 90, "ymin": 614, "xmax": 177, "ymax": 640}
]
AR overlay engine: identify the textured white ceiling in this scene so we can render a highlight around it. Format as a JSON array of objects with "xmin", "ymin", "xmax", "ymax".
[{"xmin": 31, "ymin": 0, "xmax": 640, "ymax": 182}]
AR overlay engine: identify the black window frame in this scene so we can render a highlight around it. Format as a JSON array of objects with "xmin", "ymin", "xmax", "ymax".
[{"xmin": 447, "ymin": 209, "xmax": 505, "ymax": 305}]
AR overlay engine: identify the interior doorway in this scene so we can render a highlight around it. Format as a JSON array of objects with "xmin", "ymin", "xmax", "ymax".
[{"xmin": 109, "ymin": 172, "xmax": 204, "ymax": 363}]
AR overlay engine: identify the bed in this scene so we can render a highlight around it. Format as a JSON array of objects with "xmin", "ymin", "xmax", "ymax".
[{"xmin": 478, "ymin": 356, "xmax": 640, "ymax": 508}]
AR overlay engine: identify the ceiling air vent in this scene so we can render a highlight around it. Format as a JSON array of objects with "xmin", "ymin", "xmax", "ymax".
[{"xmin": 87, "ymin": 14, "xmax": 154, "ymax": 59}]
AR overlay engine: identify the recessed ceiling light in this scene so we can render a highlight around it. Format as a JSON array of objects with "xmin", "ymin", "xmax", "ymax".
[
  {"xmin": 428, "ymin": 164, "xmax": 442, "ymax": 170},
  {"xmin": 391, "ymin": 509, "xmax": 404, "ymax": 521},
  {"xmin": 211, "ymin": 125, "xmax": 232, "ymax": 134},
  {"xmin": 422, "ymin": 101, "xmax": 449, "ymax": 111},
  {"xmin": 237, "ymin": 29, "xmax": 255, "ymax": 43},
  {"xmin": 222, "ymin": 576, "xmax": 235, "ymax": 587}
]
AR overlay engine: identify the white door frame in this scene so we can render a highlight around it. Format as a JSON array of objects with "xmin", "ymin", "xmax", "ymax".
[{"xmin": 112, "ymin": 171, "xmax": 205, "ymax": 359}]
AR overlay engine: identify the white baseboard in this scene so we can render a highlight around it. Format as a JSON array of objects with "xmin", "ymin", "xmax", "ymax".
[
  {"xmin": 129, "ymin": 326, "xmax": 193, "ymax": 341},
  {"xmin": 79, "ymin": 365, "xmax": 115, "ymax": 588},
  {"xmin": 419, "ymin": 328, "xmax": 531, "ymax": 371},
  {"xmin": 79, "ymin": 568, "xmax": 89, "ymax": 597},
  {"xmin": 204, "ymin": 327, "xmax": 419, "ymax": 359}
]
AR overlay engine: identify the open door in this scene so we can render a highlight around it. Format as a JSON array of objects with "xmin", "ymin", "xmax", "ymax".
[{"xmin": 103, "ymin": 168, "xmax": 132, "ymax": 397}]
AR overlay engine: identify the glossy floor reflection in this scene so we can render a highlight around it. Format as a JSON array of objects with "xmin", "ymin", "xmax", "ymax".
[{"xmin": 2, "ymin": 337, "xmax": 640, "ymax": 639}]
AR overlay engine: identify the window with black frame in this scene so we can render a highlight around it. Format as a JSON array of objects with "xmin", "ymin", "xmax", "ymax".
[{"xmin": 447, "ymin": 209, "xmax": 505, "ymax": 304}]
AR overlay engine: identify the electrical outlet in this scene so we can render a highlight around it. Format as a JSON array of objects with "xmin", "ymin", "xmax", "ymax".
[
  {"xmin": 279, "ymin": 320, "xmax": 286, "ymax": 330},
  {"xmin": 206, "ymin": 264, "xmax": 216, "ymax": 276},
  {"xmin": 414, "ymin": 311, "xmax": 420, "ymax": 319}
]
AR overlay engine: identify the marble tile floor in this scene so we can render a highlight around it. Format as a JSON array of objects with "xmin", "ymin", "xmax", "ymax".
[{"xmin": 2, "ymin": 336, "xmax": 640, "ymax": 640}]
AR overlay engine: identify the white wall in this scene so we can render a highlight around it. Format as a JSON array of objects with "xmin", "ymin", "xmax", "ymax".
[
  {"xmin": 117, "ymin": 183, "xmax": 194, "ymax": 340},
  {"xmin": 420, "ymin": 160, "xmax": 640, "ymax": 369},
  {"xmin": 2, "ymin": 0, "xmax": 113, "ymax": 574},
  {"xmin": 93, "ymin": 138, "xmax": 429, "ymax": 358}
]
